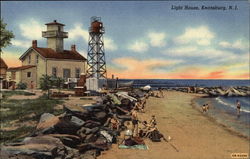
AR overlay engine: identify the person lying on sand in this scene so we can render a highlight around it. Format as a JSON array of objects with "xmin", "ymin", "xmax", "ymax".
[{"xmin": 149, "ymin": 115, "xmax": 157, "ymax": 127}]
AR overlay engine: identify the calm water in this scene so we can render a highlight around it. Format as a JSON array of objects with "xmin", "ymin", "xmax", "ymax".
[{"xmin": 119, "ymin": 79, "xmax": 250, "ymax": 88}]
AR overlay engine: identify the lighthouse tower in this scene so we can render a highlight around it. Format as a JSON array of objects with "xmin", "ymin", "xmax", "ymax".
[
  {"xmin": 86, "ymin": 17, "xmax": 107, "ymax": 91},
  {"xmin": 42, "ymin": 20, "xmax": 68, "ymax": 52},
  {"xmin": 86, "ymin": 16, "xmax": 107, "ymax": 78}
]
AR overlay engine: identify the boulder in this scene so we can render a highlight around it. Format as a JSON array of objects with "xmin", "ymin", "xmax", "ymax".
[
  {"xmin": 70, "ymin": 116, "xmax": 85, "ymax": 127},
  {"xmin": 1, "ymin": 135, "xmax": 67, "ymax": 159},
  {"xmin": 36, "ymin": 113, "xmax": 60, "ymax": 134},
  {"xmin": 217, "ymin": 88, "xmax": 227, "ymax": 96},
  {"xmin": 93, "ymin": 112, "xmax": 107, "ymax": 121},
  {"xmin": 63, "ymin": 104, "xmax": 89, "ymax": 119},
  {"xmin": 54, "ymin": 118, "xmax": 81, "ymax": 135},
  {"xmin": 84, "ymin": 134, "xmax": 98, "ymax": 143},
  {"xmin": 83, "ymin": 120, "xmax": 101, "ymax": 128},
  {"xmin": 48, "ymin": 134, "xmax": 81, "ymax": 148}
]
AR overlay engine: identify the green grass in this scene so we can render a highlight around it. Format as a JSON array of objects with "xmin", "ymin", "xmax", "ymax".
[
  {"xmin": 0, "ymin": 126, "xmax": 36, "ymax": 143},
  {"xmin": 0, "ymin": 93, "xmax": 65, "ymax": 144},
  {"xmin": 1, "ymin": 90, "xmax": 36, "ymax": 99}
]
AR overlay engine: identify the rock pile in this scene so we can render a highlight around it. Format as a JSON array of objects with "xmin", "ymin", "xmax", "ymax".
[
  {"xmin": 1, "ymin": 90, "xmax": 149, "ymax": 159},
  {"xmin": 172, "ymin": 86, "xmax": 250, "ymax": 97}
]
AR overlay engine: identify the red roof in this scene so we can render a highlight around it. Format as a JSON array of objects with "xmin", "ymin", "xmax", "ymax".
[
  {"xmin": 32, "ymin": 47, "xmax": 86, "ymax": 61},
  {"xmin": 8, "ymin": 65, "xmax": 36, "ymax": 71},
  {"xmin": 45, "ymin": 20, "xmax": 65, "ymax": 26},
  {"xmin": 0, "ymin": 58, "xmax": 8, "ymax": 68}
]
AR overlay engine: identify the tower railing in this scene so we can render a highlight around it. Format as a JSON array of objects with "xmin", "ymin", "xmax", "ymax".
[{"xmin": 42, "ymin": 31, "xmax": 68, "ymax": 38}]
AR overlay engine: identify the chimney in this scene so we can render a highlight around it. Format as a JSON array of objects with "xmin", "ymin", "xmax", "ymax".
[
  {"xmin": 32, "ymin": 40, "xmax": 37, "ymax": 48},
  {"xmin": 71, "ymin": 45, "xmax": 76, "ymax": 51}
]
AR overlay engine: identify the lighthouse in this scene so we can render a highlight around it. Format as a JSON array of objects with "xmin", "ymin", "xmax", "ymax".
[
  {"xmin": 42, "ymin": 20, "xmax": 68, "ymax": 52},
  {"xmin": 86, "ymin": 16, "xmax": 107, "ymax": 78},
  {"xmin": 86, "ymin": 17, "xmax": 107, "ymax": 91}
]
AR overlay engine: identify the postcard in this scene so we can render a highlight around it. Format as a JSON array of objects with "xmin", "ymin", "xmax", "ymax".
[{"xmin": 0, "ymin": 1, "xmax": 249, "ymax": 159}]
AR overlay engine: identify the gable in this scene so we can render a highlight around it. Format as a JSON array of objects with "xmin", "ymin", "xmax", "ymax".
[{"xmin": 19, "ymin": 47, "xmax": 45, "ymax": 61}]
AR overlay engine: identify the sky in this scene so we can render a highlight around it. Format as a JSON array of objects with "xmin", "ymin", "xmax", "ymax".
[{"xmin": 1, "ymin": 1, "xmax": 249, "ymax": 79}]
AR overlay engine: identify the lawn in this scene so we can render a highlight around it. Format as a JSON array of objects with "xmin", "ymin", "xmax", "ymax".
[{"xmin": 0, "ymin": 91, "xmax": 64, "ymax": 144}]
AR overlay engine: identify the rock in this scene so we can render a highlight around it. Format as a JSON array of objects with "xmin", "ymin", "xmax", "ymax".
[
  {"xmin": 121, "ymin": 98, "xmax": 131, "ymax": 107},
  {"xmin": 2, "ymin": 135, "xmax": 67, "ymax": 159},
  {"xmin": 217, "ymin": 88, "xmax": 227, "ymax": 96},
  {"xmin": 99, "ymin": 131, "xmax": 112, "ymax": 143},
  {"xmin": 36, "ymin": 113, "xmax": 60, "ymax": 134},
  {"xmin": 39, "ymin": 113, "xmax": 55, "ymax": 123},
  {"xmin": 70, "ymin": 116, "xmax": 85, "ymax": 127},
  {"xmin": 83, "ymin": 120, "xmax": 101, "ymax": 128},
  {"xmin": 93, "ymin": 112, "xmax": 107, "ymax": 121},
  {"xmin": 48, "ymin": 134, "xmax": 81, "ymax": 148},
  {"xmin": 84, "ymin": 134, "xmax": 98, "ymax": 143},
  {"xmin": 107, "ymin": 94, "xmax": 121, "ymax": 105},
  {"xmin": 54, "ymin": 118, "xmax": 80, "ymax": 135},
  {"xmin": 63, "ymin": 104, "xmax": 89, "ymax": 120},
  {"xmin": 208, "ymin": 91, "xmax": 218, "ymax": 96},
  {"xmin": 117, "ymin": 115, "xmax": 131, "ymax": 121}
]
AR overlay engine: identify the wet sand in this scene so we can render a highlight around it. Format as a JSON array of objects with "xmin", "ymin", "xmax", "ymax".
[{"xmin": 98, "ymin": 91, "xmax": 249, "ymax": 159}]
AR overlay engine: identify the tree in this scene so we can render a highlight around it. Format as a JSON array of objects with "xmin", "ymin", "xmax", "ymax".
[
  {"xmin": 54, "ymin": 77, "xmax": 65, "ymax": 92},
  {"xmin": 39, "ymin": 75, "xmax": 65, "ymax": 99},
  {"xmin": 0, "ymin": 19, "xmax": 14, "ymax": 52},
  {"xmin": 39, "ymin": 75, "xmax": 54, "ymax": 99}
]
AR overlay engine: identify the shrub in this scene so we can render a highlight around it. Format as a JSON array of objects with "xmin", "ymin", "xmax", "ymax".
[{"xmin": 17, "ymin": 82, "xmax": 27, "ymax": 90}]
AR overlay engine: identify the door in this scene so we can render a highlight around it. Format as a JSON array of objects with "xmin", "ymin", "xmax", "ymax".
[{"xmin": 63, "ymin": 69, "xmax": 71, "ymax": 80}]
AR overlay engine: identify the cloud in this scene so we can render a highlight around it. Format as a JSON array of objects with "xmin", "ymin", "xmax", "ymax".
[
  {"xmin": 68, "ymin": 23, "xmax": 89, "ymax": 42},
  {"xmin": 19, "ymin": 19, "xmax": 45, "ymax": 40},
  {"xmin": 68, "ymin": 23, "xmax": 117, "ymax": 51},
  {"xmin": 105, "ymin": 37, "xmax": 117, "ymax": 51},
  {"xmin": 128, "ymin": 41, "xmax": 148, "ymax": 53},
  {"xmin": 167, "ymin": 46, "xmax": 198, "ymax": 56},
  {"xmin": 219, "ymin": 39, "xmax": 249, "ymax": 50},
  {"xmin": 148, "ymin": 32, "xmax": 166, "ymax": 47},
  {"xmin": 12, "ymin": 40, "xmax": 31, "ymax": 48},
  {"xmin": 175, "ymin": 26, "xmax": 215, "ymax": 46},
  {"xmin": 108, "ymin": 57, "xmax": 182, "ymax": 78}
]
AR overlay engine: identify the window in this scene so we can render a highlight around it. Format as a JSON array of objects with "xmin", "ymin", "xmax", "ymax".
[
  {"xmin": 52, "ymin": 67, "xmax": 57, "ymax": 77},
  {"xmin": 28, "ymin": 55, "xmax": 31, "ymax": 64},
  {"xmin": 75, "ymin": 68, "xmax": 80, "ymax": 78},
  {"xmin": 27, "ymin": 72, "xmax": 31, "ymax": 78},
  {"xmin": 63, "ymin": 69, "xmax": 70, "ymax": 79},
  {"xmin": 36, "ymin": 55, "xmax": 39, "ymax": 63}
]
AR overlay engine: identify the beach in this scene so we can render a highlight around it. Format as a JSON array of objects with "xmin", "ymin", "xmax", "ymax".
[{"xmin": 98, "ymin": 91, "xmax": 249, "ymax": 159}]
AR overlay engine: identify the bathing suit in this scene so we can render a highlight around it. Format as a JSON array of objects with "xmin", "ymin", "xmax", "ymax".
[{"xmin": 132, "ymin": 119, "xmax": 138, "ymax": 125}]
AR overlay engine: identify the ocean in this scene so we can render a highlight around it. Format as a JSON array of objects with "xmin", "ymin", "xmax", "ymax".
[
  {"xmin": 119, "ymin": 79, "xmax": 250, "ymax": 138},
  {"xmin": 118, "ymin": 79, "xmax": 250, "ymax": 88}
]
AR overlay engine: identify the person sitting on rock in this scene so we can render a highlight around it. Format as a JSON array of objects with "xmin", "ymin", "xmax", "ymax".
[
  {"xmin": 110, "ymin": 114, "xmax": 120, "ymax": 131},
  {"xmin": 131, "ymin": 108, "xmax": 139, "ymax": 137}
]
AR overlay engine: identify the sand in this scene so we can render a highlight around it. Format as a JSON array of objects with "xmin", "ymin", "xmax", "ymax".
[{"xmin": 98, "ymin": 91, "xmax": 249, "ymax": 159}]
